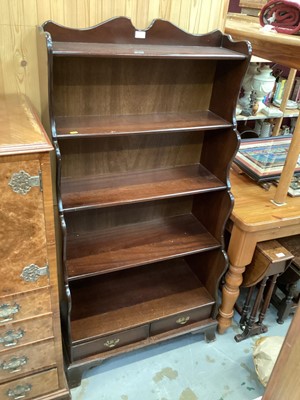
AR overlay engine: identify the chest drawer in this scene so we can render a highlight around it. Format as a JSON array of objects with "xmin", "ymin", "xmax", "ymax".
[
  {"xmin": 150, "ymin": 305, "xmax": 213, "ymax": 336},
  {"xmin": 0, "ymin": 263, "xmax": 50, "ymax": 297},
  {"xmin": 73, "ymin": 324, "xmax": 149, "ymax": 361},
  {"xmin": 0, "ymin": 339, "xmax": 56, "ymax": 382},
  {"xmin": 0, "ymin": 315, "xmax": 53, "ymax": 352},
  {"xmin": 0, "ymin": 288, "xmax": 51, "ymax": 325},
  {"xmin": 0, "ymin": 368, "xmax": 58, "ymax": 400},
  {"xmin": 1, "ymin": 160, "xmax": 49, "ymax": 297}
]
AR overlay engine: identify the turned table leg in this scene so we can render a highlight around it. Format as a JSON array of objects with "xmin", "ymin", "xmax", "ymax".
[
  {"xmin": 218, "ymin": 264, "xmax": 246, "ymax": 334},
  {"xmin": 218, "ymin": 226, "xmax": 257, "ymax": 334}
]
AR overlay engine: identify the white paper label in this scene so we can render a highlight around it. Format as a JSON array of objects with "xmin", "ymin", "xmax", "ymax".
[
  {"xmin": 135, "ymin": 30, "xmax": 146, "ymax": 39},
  {"xmin": 276, "ymin": 252, "xmax": 285, "ymax": 258}
]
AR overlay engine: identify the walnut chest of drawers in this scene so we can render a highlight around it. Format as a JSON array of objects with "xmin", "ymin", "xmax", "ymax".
[{"xmin": 0, "ymin": 94, "xmax": 69, "ymax": 399}]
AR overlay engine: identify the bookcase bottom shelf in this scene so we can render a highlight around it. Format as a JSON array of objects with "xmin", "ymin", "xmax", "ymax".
[{"xmin": 68, "ymin": 258, "xmax": 217, "ymax": 361}]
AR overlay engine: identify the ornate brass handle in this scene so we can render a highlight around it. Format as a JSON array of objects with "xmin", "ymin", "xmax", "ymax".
[
  {"xmin": 176, "ymin": 316, "xmax": 190, "ymax": 325},
  {"xmin": 0, "ymin": 303, "xmax": 20, "ymax": 323},
  {"xmin": 1, "ymin": 356, "xmax": 28, "ymax": 373},
  {"xmin": 6, "ymin": 384, "xmax": 32, "ymax": 399},
  {"xmin": 0, "ymin": 329, "xmax": 25, "ymax": 347},
  {"xmin": 104, "ymin": 338, "xmax": 120, "ymax": 348}
]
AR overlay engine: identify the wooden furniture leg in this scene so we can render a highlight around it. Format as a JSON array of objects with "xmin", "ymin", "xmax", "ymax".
[
  {"xmin": 218, "ymin": 227, "xmax": 257, "ymax": 334},
  {"xmin": 239, "ymin": 286, "xmax": 254, "ymax": 328},
  {"xmin": 218, "ymin": 264, "xmax": 246, "ymax": 334},
  {"xmin": 276, "ymin": 281, "xmax": 298, "ymax": 324},
  {"xmin": 235, "ymin": 276, "xmax": 268, "ymax": 342},
  {"xmin": 235, "ymin": 240, "xmax": 293, "ymax": 342},
  {"xmin": 258, "ymin": 274, "xmax": 279, "ymax": 327}
]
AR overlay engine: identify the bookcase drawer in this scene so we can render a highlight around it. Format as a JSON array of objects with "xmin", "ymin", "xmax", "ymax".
[
  {"xmin": 150, "ymin": 305, "xmax": 213, "ymax": 336},
  {"xmin": 73, "ymin": 325, "xmax": 149, "ymax": 360}
]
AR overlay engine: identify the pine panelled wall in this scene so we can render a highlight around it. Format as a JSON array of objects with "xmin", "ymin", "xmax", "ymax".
[{"xmin": 0, "ymin": 0, "xmax": 229, "ymax": 116}]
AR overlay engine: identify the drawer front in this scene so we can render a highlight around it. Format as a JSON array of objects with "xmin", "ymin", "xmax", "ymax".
[
  {"xmin": 73, "ymin": 325, "xmax": 149, "ymax": 361},
  {"xmin": 0, "ymin": 339, "xmax": 56, "ymax": 382},
  {"xmin": 0, "ymin": 315, "xmax": 53, "ymax": 352},
  {"xmin": 0, "ymin": 289, "xmax": 51, "ymax": 325},
  {"xmin": 150, "ymin": 305, "xmax": 213, "ymax": 336},
  {"xmin": 1, "ymin": 160, "xmax": 49, "ymax": 296},
  {"xmin": 0, "ymin": 368, "xmax": 58, "ymax": 400}
]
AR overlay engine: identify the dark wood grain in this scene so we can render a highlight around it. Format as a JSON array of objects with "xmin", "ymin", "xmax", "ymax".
[
  {"xmin": 70, "ymin": 259, "xmax": 214, "ymax": 341},
  {"xmin": 61, "ymin": 165, "xmax": 226, "ymax": 211},
  {"xmin": 43, "ymin": 17, "xmax": 223, "ymax": 46},
  {"xmin": 65, "ymin": 197, "xmax": 193, "ymax": 232},
  {"xmin": 187, "ymin": 249, "xmax": 228, "ymax": 304},
  {"xmin": 66, "ymin": 214, "xmax": 220, "ymax": 279},
  {"xmin": 59, "ymin": 132, "xmax": 203, "ymax": 179},
  {"xmin": 52, "ymin": 42, "xmax": 247, "ymax": 59},
  {"xmin": 52, "ymin": 57, "xmax": 215, "ymax": 118},
  {"xmin": 201, "ymin": 128, "xmax": 240, "ymax": 184},
  {"xmin": 55, "ymin": 111, "xmax": 232, "ymax": 137},
  {"xmin": 192, "ymin": 190, "xmax": 234, "ymax": 243}
]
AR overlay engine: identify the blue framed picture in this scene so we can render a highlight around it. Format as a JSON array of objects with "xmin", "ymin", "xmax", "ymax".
[{"xmin": 234, "ymin": 135, "xmax": 300, "ymax": 182}]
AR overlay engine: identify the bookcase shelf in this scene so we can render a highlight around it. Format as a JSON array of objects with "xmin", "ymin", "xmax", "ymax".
[
  {"xmin": 55, "ymin": 111, "xmax": 232, "ymax": 138},
  {"xmin": 70, "ymin": 258, "xmax": 215, "ymax": 341},
  {"xmin": 38, "ymin": 16, "xmax": 250, "ymax": 388},
  {"xmin": 61, "ymin": 164, "xmax": 226, "ymax": 211},
  {"xmin": 66, "ymin": 213, "xmax": 221, "ymax": 279},
  {"xmin": 52, "ymin": 41, "xmax": 248, "ymax": 60}
]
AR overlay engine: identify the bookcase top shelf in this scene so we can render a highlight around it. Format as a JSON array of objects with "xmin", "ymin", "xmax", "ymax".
[
  {"xmin": 51, "ymin": 41, "xmax": 247, "ymax": 59},
  {"xmin": 42, "ymin": 16, "xmax": 251, "ymax": 59}
]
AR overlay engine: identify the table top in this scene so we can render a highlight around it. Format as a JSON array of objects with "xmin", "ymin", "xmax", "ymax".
[
  {"xmin": 225, "ymin": 13, "xmax": 300, "ymax": 70},
  {"xmin": 0, "ymin": 94, "xmax": 52, "ymax": 156},
  {"xmin": 230, "ymin": 169, "xmax": 300, "ymax": 232}
]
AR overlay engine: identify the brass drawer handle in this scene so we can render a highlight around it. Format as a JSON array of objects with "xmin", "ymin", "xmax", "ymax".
[
  {"xmin": 1, "ymin": 356, "xmax": 28, "ymax": 373},
  {"xmin": 0, "ymin": 329, "xmax": 25, "ymax": 347},
  {"xmin": 104, "ymin": 339, "xmax": 120, "ymax": 348},
  {"xmin": 6, "ymin": 383, "xmax": 32, "ymax": 399},
  {"xmin": 0, "ymin": 304, "xmax": 20, "ymax": 323},
  {"xmin": 176, "ymin": 316, "xmax": 190, "ymax": 325},
  {"xmin": 20, "ymin": 264, "xmax": 49, "ymax": 282}
]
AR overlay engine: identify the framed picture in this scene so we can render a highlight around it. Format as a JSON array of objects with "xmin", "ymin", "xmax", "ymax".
[
  {"xmin": 274, "ymin": 175, "xmax": 300, "ymax": 197},
  {"xmin": 233, "ymin": 135, "xmax": 300, "ymax": 182}
]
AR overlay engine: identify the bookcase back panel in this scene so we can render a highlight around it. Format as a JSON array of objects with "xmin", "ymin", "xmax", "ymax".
[
  {"xmin": 59, "ymin": 132, "xmax": 203, "ymax": 178},
  {"xmin": 64, "ymin": 197, "xmax": 193, "ymax": 233},
  {"xmin": 53, "ymin": 58, "xmax": 216, "ymax": 117}
]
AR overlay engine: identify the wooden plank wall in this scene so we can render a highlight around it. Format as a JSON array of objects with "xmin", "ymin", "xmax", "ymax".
[{"xmin": 0, "ymin": 0, "xmax": 229, "ymax": 116}]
